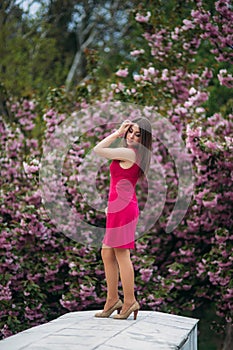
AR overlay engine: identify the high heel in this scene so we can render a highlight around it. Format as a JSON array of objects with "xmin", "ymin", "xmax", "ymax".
[
  {"xmin": 113, "ymin": 301, "xmax": 140, "ymax": 320},
  {"xmin": 94, "ymin": 299, "xmax": 123, "ymax": 318}
]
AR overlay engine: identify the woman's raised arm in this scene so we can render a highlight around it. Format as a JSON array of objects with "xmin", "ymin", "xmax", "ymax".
[{"xmin": 93, "ymin": 120, "xmax": 136, "ymax": 162}]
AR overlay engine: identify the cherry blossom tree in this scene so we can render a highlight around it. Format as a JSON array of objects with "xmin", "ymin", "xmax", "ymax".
[
  {"xmin": 106, "ymin": 1, "xmax": 233, "ymax": 347},
  {"xmin": 0, "ymin": 1, "xmax": 232, "ymax": 348}
]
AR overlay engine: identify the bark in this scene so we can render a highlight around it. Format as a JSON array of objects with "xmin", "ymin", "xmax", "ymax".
[
  {"xmin": 0, "ymin": 83, "xmax": 12, "ymax": 122},
  {"xmin": 65, "ymin": 25, "xmax": 96, "ymax": 91},
  {"xmin": 222, "ymin": 323, "xmax": 233, "ymax": 350},
  {"xmin": 65, "ymin": 0, "xmax": 133, "ymax": 91}
]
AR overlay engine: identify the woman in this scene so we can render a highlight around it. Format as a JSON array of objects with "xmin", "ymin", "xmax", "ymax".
[{"xmin": 93, "ymin": 117, "xmax": 152, "ymax": 320}]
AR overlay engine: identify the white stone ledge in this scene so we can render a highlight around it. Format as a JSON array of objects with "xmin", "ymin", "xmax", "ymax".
[{"xmin": 0, "ymin": 310, "xmax": 199, "ymax": 350}]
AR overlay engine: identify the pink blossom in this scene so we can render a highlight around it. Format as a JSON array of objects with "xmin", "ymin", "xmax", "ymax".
[
  {"xmin": 215, "ymin": 0, "xmax": 233, "ymax": 18},
  {"xmin": 23, "ymin": 162, "xmax": 39, "ymax": 174},
  {"xmin": 208, "ymin": 271, "xmax": 219, "ymax": 285},
  {"xmin": 69, "ymin": 262, "xmax": 76, "ymax": 269},
  {"xmin": 135, "ymin": 11, "xmax": 151, "ymax": 23},
  {"xmin": 24, "ymin": 304, "xmax": 44, "ymax": 322},
  {"xmin": 183, "ymin": 285, "xmax": 192, "ymax": 291},
  {"xmin": 174, "ymin": 106, "xmax": 188, "ymax": 115},
  {"xmin": 196, "ymin": 262, "xmax": 206, "ymax": 277},
  {"xmin": 168, "ymin": 268, "xmax": 180, "ymax": 276},
  {"xmin": 179, "ymin": 248, "xmax": 194, "ymax": 257},
  {"xmin": 0, "ymin": 325, "xmax": 13, "ymax": 338},
  {"xmin": 140, "ymin": 268, "xmax": 153, "ymax": 282},
  {"xmin": 189, "ymin": 87, "xmax": 197, "ymax": 95},
  {"xmin": 217, "ymin": 69, "xmax": 233, "ymax": 88},
  {"xmin": 187, "ymin": 220, "xmax": 200, "ymax": 232},
  {"xmin": 43, "ymin": 108, "xmax": 56, "ymax": 118},
  {"xmin": 204, "ymin": 140, "xmax": 217, "ymax": 150},
  {"xmin": 161, "ymin": 69, "xmax": 169, "ymax": 81},
  {"xmin": 202, "ymin": 196, "xmax": 218, "ymax": 208},
  {"xmin": 153, "ymin": 298, "xmax": 164, "ymax": 305},
  {"xmin": 142, "ymin": 67, "xmax": 156, "ymax": 78},
  {"xmin": 79, "ymin": 284, "xmax": 96, "ymax": 300},
  {"xmin": 23, "ymin": 100, "xmax": 36, "ymax": 110},
  {"xmin": 114, "ymin": 82, "xmax": 125, "ymax": 92},
  {"xmin": 60, "ymin": 297, "xmax": 79, "ymax": 311},
  {"xmin": 133, "ymin": 74, "xmax": 141, "ymax": 82},
  {"xmin": 202, "ymin": 67, "xmax": 213, "ymax": 80},
  {"xmin": 182, "ymin": 19, "xmax": 195, "ymax": 30},
  {"xmin": 16, "ymin": 109, "xmax": 23, "ymax": 117},
  {"xmin": 115, "ymin": 68, "xmax": 129, "ymax": 77},
  {"xmin": 224, "ymin": 136, "xmax": 233, "ymax": 148},
  {"xmin": 0, "ymin": 282, "xmax": 12, "ymax": 301},
  {"xmin": 196, "ymin": 107, "xmax": 205, "ymax": 114},
  {"xmin": 130, "ymin": 49, "xmax": 145, "ymax": 56},
  {"xmin": 184, "ymin": 91, "xmax": 209, "ymax": 107}
]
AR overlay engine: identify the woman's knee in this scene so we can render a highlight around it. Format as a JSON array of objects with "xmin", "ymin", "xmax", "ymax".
[
  {"xmin": 101, "ymin": 246, "xmax": 116, "ymax": 262},
  {"xmin": 114, "ymin": 248, "xmax": 131, "ymax": 264}
]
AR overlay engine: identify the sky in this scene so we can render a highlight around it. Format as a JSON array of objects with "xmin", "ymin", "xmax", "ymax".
[{"xmin": 16, "ymin": 0, "xmax": 43, "ymax": 16}]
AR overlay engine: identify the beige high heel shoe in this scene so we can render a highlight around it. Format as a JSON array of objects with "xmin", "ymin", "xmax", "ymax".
[
  {"xmin": 94, "ymin": 299, "xmax": 123, "ymax": 318},
  {"xmin": 113, "ymin": 301, "xmax": 140, "ymax": 320}
]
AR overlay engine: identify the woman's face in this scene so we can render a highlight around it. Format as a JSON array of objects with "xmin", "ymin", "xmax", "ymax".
[{"xmin": 126, "ymin": 123, "xmax": 141, "ymax": 147}]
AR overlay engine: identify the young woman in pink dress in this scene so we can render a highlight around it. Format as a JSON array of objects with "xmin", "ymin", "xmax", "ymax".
[{"xmin": 94, "ymin": 118, "xmax": 152, "ymax": 320}]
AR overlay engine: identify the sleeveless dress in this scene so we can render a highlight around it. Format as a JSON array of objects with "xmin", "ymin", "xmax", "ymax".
[{"xmin": 103, "ymin": 158, "xmax": 140, "ymax": 249}]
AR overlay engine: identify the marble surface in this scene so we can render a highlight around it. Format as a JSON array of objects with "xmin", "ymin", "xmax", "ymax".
[{"xmin": 0, "ymin": 310, "xmax": 199, "ymax": 350}]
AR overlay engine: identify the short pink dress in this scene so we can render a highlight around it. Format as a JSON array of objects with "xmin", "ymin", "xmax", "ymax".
[{"xmin": 103, "ymin": 159, "xmax": 140, "ymax": 249}]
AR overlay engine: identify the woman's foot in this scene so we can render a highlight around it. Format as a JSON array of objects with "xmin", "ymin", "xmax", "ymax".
[
  {"xmin": 120, "ymin": 300, "xmax": 137, "ymax": 314},
  {"xmin": 103, "ymin": 298, "xmax": 120, "ymax": 312},
  {"xmin": 95, "ymin": 299, "xmax": 122, "ymax": 318},
  {"xmin": 113, "ymin": 301, "xmax": 140, "ymax": 320}
]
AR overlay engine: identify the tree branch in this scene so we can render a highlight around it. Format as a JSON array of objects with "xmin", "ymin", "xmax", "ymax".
[{"xmin": 65, "ymin": 26, "xmax": 96, "ymax": 91}]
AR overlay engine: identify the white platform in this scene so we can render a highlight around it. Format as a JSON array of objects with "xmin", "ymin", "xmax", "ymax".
[{"xmin": 0, "ymin": 310, "xmax": 199, "ymax": 350}]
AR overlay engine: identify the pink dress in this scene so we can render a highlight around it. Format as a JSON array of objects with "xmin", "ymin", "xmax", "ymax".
[{"xmin": 103, "ymin": 159, "xmax": 140, "ymax": 249}]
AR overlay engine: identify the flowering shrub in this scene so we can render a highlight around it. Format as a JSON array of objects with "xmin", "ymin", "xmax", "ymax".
[
  {"xmin": 0, "ymin": 0, "xmax": 232, "ymax": 347},
  {"xmin": 0, "ymin": 99, "xmax": 108, "ymax": 337},
  {"xmin": 110, "ymin": 0, "xmax": 233, "ymax": 320},
  {"xmin": 109, "ymin": 1, "xmax": 233, "ymax": 344}
]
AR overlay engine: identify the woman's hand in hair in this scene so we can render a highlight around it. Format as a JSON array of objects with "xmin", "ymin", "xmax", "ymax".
[
  {"xmin": 93, "ymin": 119, "xmax": 136, "ymax": 161},
  {"xmin": 117, "ymin": 120, "xmax": 132, "ymax": 137}
]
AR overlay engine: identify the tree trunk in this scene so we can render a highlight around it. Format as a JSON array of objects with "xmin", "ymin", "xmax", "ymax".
[
  {"xmin": 222, "ymin": 323, "xmax": 233, "ymax": 350},
  {"xmin": 0, "ymin": 83, "xmax": 12, "ymax": 122}
]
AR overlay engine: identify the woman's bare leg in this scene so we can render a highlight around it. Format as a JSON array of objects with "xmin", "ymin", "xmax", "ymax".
[
  {"xmin": 114, "ymin": 248, "xmax": 136, "ymax": 313},
  {"xmin": 101, "ymin": 244, "xmax": 120, "ymax": 311}
]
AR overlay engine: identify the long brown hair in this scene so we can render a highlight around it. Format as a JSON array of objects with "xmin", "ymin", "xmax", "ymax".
[{"xmin": 124, "ymin": 117, "xmax": 152, "ymax": 178}]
